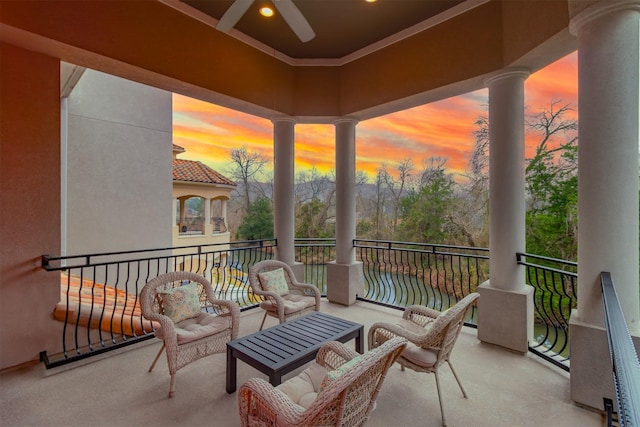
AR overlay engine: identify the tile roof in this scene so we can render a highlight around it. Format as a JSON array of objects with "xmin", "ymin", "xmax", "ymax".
[{"xmin": 173, "ymin": 159, "xmax": 236, "ymax": 186}]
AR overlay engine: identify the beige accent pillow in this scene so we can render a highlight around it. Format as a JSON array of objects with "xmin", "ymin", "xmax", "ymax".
[
  {"xmin": 159, "ymin": 282, "xmax": 202, "ymax": 323},
  {"xmin": 258, "ymin": 268, "xmax": 289, "ymax": 296}
]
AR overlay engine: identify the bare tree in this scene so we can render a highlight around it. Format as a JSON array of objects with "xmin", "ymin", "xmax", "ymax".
[
  {"xmin": 227, "ymin": 146, "xmax": 269, "ymax": 214},
  {"xmin": 381, "ymin": 158, "xmax": 413, "ymax": 235},
  {"xmin": 526, "ymin": 100, "xmax": 578, "ymax": 210},
  {"xmin": 373, "ymin": 169, "xmax": 387, "ymax": 238},
  {"xmin": 294, "ymin": 166, "xmax": 336, "ymax": 238},
  {"xmin": 451, "ymin": 114, "xmax": 491, "ymax": 247}
]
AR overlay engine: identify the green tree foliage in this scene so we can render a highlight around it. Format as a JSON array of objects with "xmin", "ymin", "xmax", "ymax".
[
  {"xmin": 296, "ymin": 197, "xmax": 334, "ymax": 238},
  {"xmin": 397, "ymin": 157, "xmax": 456, "ymax": 243},
  {"xmin": 525, "ymin": 102, "xmax": 578, "ymax": 261},
  {"xmin": 235, "ymin": 197, "xmax": 274, "ymax": 240},
  {"xmin": 294, "ymin": 166, "xmax": 336, "ymax": 238}
]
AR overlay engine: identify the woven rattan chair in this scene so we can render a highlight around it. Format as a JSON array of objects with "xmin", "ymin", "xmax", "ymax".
[
  {"xmin": 238, "ymin": 336, "xmax": 407, "ymax": 427},
  {"xmin": 140, "ymin": 271, "xmax": 240, "ymax": 397},
  {"xmin": 368, "ymin": 293, "xmax": 480, "ymax": 426},
  {"xmin": 249, "ymin": 260, "xmax": 321, "ymax": 330}
]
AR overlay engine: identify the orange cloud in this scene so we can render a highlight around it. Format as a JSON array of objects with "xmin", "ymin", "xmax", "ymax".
[{"xmin": 172, "ymin": 52, "xmax": 577, "ymax": 184}]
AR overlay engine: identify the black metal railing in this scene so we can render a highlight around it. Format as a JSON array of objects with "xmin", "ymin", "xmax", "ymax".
[
  {"xmin": 41, "ymin": 237, "xmax": 583, "ymax": 371},
  {"xmin": 354, "ymin": 240, "xmax": 489, "ymax": 325},
  {"xmin": 516, "ymin": 252, "xmax": 576, "ymax": 371},
  {"xmin": 601, "ymin": 272, "xmax": 640, "ymax": 427},
  {"xmin": 294, "ymin": 238, "xmax": 335, "ymax": 295},
  {"xmin": 41, "ymin": 240, "xmax": 275, "ymax": 368}
]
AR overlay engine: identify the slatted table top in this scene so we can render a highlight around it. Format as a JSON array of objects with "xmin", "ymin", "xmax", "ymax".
[{"xmin": 226, "ymin": 312, "xmax": 364, "ymax": 393}]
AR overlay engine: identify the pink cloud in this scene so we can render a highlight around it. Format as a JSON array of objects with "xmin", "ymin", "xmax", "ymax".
[{"xmin": 173, "ymin": 53, "xmax": 577, "ymax": 183}]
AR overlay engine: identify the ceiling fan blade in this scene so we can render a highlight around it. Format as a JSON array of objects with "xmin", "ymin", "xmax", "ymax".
[
  {"xmin": 216, "ymin": 0, "xmax": 255, "ymax": 32},
  {"xmin": 272, "ymin": 0, "xmax": 315, "ymax": 42}
]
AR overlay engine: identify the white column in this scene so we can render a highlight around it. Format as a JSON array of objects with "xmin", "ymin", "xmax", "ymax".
[
  {"xmin": 179, "ymin": 198, "xmax": 186, "ymax": 231},
  {"xmin": 203, "ymin": 197, "xmax": 212, "ymax": 234},
  {"xmin": 572, "ymin": 0, "xmax": 640, "ymax": 330},
  {"xmin": 327, "ymin": 118, "xmax": 363, "ymax": 305},
  {"xmin": 477, "ymin": 67, "xmax": 533, "ymax": 353},
  {"xmin": 335, "ymin": 118, "xmax": 358, "ymax": 264},
  {"xmin": 487, "ymin": 68, "xmax": 529, "ymax": 291},
  {"xmin": 221, "ymin": 199, "xmax": 228, "ymax": 230},
  {"xmin": 568, "ymin": 0, "xmax": 640, "ymax": 410},
  {"xmin": 272, "ymin": 118, "xmax": 297, "ymax": 266}
]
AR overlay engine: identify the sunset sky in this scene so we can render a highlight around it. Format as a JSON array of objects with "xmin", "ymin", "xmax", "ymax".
[{"xmin": 172, "ymin": 52, "xmax": 578, "ymax": 182}]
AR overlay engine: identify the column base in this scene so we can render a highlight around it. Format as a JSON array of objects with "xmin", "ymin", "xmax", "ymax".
[
  {"xmin": 326, "ymin": 261, "xmax": 363, "ymax": 306},
  {"xmin": 477, "ymin": 280, "xmax": 533, "ymax": 354},
  {"xmin": 568, "ymin": 311, "xmax": 640, "ymax": 411}
]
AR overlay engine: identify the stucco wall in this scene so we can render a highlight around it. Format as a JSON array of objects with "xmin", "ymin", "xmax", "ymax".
[
  {"xmin": 0, "ymin": 59, "xmax": 174, "ymax": 370},
  {"xmin": 65, "ymin": 69, "xmax": 173, "ymax": 255},
  {"xmin": 0, "ymin": 44, "xmax": 62, "ymax": 370}
]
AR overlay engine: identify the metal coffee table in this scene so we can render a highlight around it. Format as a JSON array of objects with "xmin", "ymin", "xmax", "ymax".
[{"xmin": 226, "ymin": 311, "xmax": 364, "ymax": 393}]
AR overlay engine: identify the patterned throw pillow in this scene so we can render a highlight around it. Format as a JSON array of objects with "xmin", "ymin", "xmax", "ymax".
[
  {"xmin": 258, "ymin": 268, "xmax": 289, "ymax": 296},
  {"xmin": 320, "ymin": 355, "xmax": 362, "ymax": 391},
  {"xmin": 159, "ymin": 282, "xmax": 202, "ymax": 323}
]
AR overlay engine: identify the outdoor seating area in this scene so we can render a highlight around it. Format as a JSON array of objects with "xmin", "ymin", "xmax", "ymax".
[{"xmin": 0, "ymin": 299, "xmax": 605, "ymax": 427}]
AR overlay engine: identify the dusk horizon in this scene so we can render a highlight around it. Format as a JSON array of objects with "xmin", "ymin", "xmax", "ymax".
[{"xmin": 173, "ymin": 52, "xmax": 578, "ymax": 182}]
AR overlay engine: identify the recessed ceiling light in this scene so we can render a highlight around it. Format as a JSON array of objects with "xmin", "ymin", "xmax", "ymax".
[
  {"xmin": 365, "ymin": 0, "xmax": 377, "ymax": 3},
  {"xmin": 260, "ymin": 6, "xmax": 274, "ymax": 17}
]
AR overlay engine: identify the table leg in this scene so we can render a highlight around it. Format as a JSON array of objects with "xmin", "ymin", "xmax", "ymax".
[
  {"xmin": 226, "ymin": 346, "xmax": 237, "ymax": 394},
  {"xmin": 356, "ymin": 326, "xmax": 364, "ymax": 354},
  {"xmin": 269, "ymin": 371, "xmax": 282, "ymax": 387}
]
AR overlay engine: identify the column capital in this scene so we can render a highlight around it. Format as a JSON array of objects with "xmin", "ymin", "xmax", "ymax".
[
  {"xmin": 270, "ymin": 116, "xmax": 297, "ymax": 125},
  {"xmin": 484, "ymin": 67, "xmax": 531, "ymax": 87},
  {"xmin": 570, "ymin": 0, "xmax": 640, "ymax": 35},
  {"xmin": 333, "ymin": 116, "xmax": 359, "ymax": 126}
]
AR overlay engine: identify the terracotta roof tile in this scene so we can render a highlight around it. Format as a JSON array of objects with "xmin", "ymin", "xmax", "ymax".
[{"xmin": 173, "ymin": 159, "xmax": 236, "ymax": 186}]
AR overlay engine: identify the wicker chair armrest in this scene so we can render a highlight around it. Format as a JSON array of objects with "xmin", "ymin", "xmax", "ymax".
[
  {"xmin": 403, "ymin": 305, "xmax": 440, "ymax": 327},
  {"xmin": 289, "ymin": 282, "xmax": 321, "ymax": 296},
  {"xmin": 403, "ymin": 304, "xmax": 440, "ymax": 320},
  {"xmin": 316, "ymin": 341, "xmax": 360, "ymax": 371},
  {"xmin": 250, "ymin": 285, "xmax": 286, "ymax": 303},
  {"xmin": 207, "ymin": 298, "xmax": 240, "ymax": 338},
  {"xmin": 238, "ymin": 378, "xmax": 305, "ymax": 426},
  {"xmin": 207, "ymin": 297, "xmax": 240, "ymax": 316},
  {"xmin": 368, "ymin": 321, "xmax": 433, "ymax": 349},
  {"xmin": 141, "ymin": 312, "xmax": 178, "ymax": 345}
]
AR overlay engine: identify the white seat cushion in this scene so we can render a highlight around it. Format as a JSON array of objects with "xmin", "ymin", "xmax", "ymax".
[
  {"xmin": 260, "ymin": 295, "xmax": 316, "ymax": 314},
  {"xmin": 155, "ymin": 312, "xmax": 232, "ymax": 345},
  {"xmin": 400, "ymin": 342, "xmax": 438, "ymax": 367},
  {"xmin": 276, "ymin": 362, "xmax": 328, "ymax": 409}
]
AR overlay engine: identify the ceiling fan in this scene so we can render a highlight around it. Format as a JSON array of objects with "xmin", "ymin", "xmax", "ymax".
[{"xmin": 216, "ymin": 0, "xmax": 315, "ymax": 43}]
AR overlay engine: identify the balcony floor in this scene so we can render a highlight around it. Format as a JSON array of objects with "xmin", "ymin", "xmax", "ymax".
[{"xmin": 1, "ymin": 300, "xmax": 605, "ymax": 427}]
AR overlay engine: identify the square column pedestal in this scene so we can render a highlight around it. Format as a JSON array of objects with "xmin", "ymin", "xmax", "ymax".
[
  {"xmin": 569, "ymin": 313, "xmax": 640, "ymax": 411},
  {"xmin": 289, "ymin": 262, "xmax": 305, "ymax": 283},
  {"xmin": 326, "ymin": 261, "xmax": 364, "ymax": 306},
  {"xmin": 477, "ymin": 281, "xmax": 533, "ymax": 354}
]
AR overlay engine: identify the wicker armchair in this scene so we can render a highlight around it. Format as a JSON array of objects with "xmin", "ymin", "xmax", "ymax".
[
  {"xmin": 238, "ymin": 336, "xmax": 407, "ymax": 427},
  {"xmin": 140, "ymin": 271, "xmax": 240, "ymax": 397},
  {"xmin": 249, "ymin": 260, "xmax": 321, "ymax": 330},
  {"xmin": 368, "ymin": 293, "xmax": 480, "ymax": 426}
]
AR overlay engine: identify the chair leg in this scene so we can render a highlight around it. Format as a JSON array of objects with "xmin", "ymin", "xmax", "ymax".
[
  {"xmin": 433, "ymin": 371, "xmax": 447, "ymax": 427},
  {"xmin": 149, "ymin": 343, "xmax": 165, "ymax": 372},
  {"xmin": 168, "ymin": 373, "xmax": 175, "ymax": 398},
  {"xmin": 447, "ymin": 360, "xmax": 468, "ymax": 398},
  {"xmin": 259, "ymin": 312, "xmax": 268, "ymax": 331}
]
